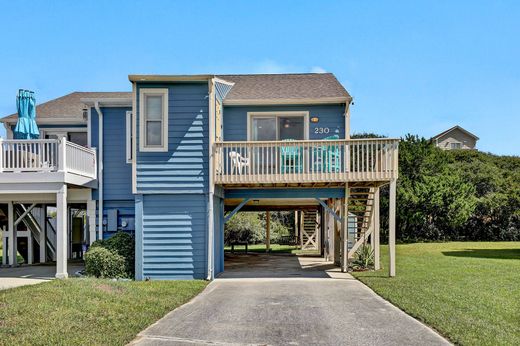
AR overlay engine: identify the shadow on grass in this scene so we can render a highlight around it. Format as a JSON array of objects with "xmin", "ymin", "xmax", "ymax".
[{"xmin": 442, "ymin": 248, "xmax": 520, "ymax": 260}]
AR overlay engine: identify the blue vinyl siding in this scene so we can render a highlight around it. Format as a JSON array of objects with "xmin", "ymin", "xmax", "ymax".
[
  {"xmin": 223, "ymin": 104, "xmax": 345, "ymax": 141},
  {"xmin": 140, "ymin": 194, "xmax": 208, "ymax": 280},
  {"xmin": 135, "ymin": 83, "xmax": 209, "ymax": 194},
  {"xmin": 91, "ymin": 106, "xmax": 133, "ymax": 201},
  {"xmin": 90, "ymin": 106, "xmax": 135, "ymax": 236}
]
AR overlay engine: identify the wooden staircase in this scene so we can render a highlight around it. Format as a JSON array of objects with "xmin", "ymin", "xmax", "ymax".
[
  {"xmin": 347, "ymin": 185, "xmax": 376, "ymax": 258},
  {"xmin": 301, "ymin": 209, "xmax": 319, "ymax": 250}
]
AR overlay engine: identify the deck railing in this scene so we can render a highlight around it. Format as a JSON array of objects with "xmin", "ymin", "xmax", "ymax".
[
  {"xmin": 0, "ymin": 138, "xmax": 97, "ymax": 180},
  {"xmin": 214, "ymin": 138, "xmax": 399, "ymax": 185}
]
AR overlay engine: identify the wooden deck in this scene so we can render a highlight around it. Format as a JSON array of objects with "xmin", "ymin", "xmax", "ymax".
[{"xmin": 214, "ymin": 138, "xmax": 399, "ymax": 186}]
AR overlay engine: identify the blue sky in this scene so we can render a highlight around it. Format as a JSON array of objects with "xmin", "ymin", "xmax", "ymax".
[{"xmin": 0, "ymin": 1, "xmax": 518, "ymax": 155}]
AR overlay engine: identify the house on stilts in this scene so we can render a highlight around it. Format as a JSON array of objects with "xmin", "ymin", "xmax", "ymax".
[{"xmin": 0, "ymin": 73, "xmax": 398, "ymax": 279}]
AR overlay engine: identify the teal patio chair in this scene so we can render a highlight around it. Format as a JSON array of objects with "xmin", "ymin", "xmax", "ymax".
[
  {"xmin": 280, "ymin": 139, "xmax": 303, "ymax": 173},
  {"xmin": 313, "ymin": 135, "xmax": 341, "ymax": 173}
]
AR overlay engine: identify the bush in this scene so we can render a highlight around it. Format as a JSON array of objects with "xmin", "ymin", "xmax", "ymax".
[
  {"xmin": 225, "ymin": 212, "xmax": 264, "ymax": 244},
  {"xmin": 84, "ymin": 247, "xmax": 126, "ymax": 278},
  {"xmin": 89, "ymin": 232, "xmax": 135, "ymax": 277}
]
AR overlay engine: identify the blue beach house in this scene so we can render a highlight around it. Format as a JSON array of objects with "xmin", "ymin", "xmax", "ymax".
[{"xmin": 0, "ymin": 73, "xmax": 399, "ymax": 279}]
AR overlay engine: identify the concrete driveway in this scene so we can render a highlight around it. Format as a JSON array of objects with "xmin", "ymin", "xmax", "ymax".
[
  {"xmin": 0, "ymin": 263, "xmax": 84, "ymax": 290},
  {"xmin": 132, "ymin": 254, "xmax": 449, "ymax": 346}
]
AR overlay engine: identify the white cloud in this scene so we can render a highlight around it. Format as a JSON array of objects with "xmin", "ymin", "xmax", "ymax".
[{"xmin": 310, "ymin": 66, "xmax": 327, "ymax": 73}]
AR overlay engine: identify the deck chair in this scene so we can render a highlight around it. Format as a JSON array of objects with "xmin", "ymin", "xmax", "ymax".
[
  {"xmin": 229, "ymin": 151, "xmax": 250, "ymax": 175},
  {"xmin": 280, "ymin": 139, "xmax": 303, "ymax": 173},
  {"xmin": 313, "ymin": 135, "xmax": 341, "ymax": 173}
]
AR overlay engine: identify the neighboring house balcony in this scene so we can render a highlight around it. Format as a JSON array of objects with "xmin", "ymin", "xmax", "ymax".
[
  {"xmin": 214, "ymin": 138, "xmax": 399, "ymax": 187},
  {"xmin": 0, "ymin": 138, "xmax": 97, "ymax": 187}
]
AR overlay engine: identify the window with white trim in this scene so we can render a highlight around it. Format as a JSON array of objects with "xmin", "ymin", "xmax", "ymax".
[
  {"xmin": 139, "ymin": 88, "xmax": 168, "ymax": 151},
  {"xmin": 450, "ymin": 142, "xmax": 462, "ymax": 149},
  {"xmin": 126, "ymin": 111, "xmax": 133, "ymax": 162}
]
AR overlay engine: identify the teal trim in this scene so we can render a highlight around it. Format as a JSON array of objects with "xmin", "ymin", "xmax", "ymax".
[
  {"xmin": 315, "ymin": 198, "xmax": 343, "ymax": 222},
  {"xmin": 135, "ymin": 195, "xmax": 144, "ymax": 280},
  {"xmin": 224, "ymin": 188, "xmax": 345, "ymax": 199},
  {"xmin": 224, "ymin": 198, "xmax": 250, "ymax": 222}
]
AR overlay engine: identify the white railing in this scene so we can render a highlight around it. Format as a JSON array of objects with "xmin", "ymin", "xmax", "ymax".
[
  {"xmin": 214, "ymin": 138, "xmax": 399, "ymax": 185},
  {"xmin": 0, "ymin": 138, "xmax": 97, "ymax": 180},
  {"xmin": 63, "ymin": 140, "xmax": 97, "ymax": 179}
]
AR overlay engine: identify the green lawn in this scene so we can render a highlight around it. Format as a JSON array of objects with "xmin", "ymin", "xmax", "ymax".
[
  {"xmin": 353, "ymin": 242, "xmax": 520, "ymax": 346},
  {"xmin": 224, "ymin": 243, "xmax": 320, "ymax": 255},
  {"xmin": 0, "ymin": 278, "xmax": 207, "ymax": 345}
]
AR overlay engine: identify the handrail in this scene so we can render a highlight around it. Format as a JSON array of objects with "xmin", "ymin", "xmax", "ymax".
[
  {"xmin": 214, "ymin": 138, "xmax": 399, "ymax": 185},
  {"xmin": 0, "ymin": 138, "xmax": 97, "ymax": 180}
]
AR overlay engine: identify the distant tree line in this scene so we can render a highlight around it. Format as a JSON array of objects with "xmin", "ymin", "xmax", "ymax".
[{"xmin": 370, "ymin": 134, "xmax": 520, "ymax": 242}]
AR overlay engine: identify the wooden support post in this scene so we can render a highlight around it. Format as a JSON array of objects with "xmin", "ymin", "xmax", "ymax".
[
  {"xmin": 265, "ymin": 210, "xmax": 270, "ymax": 253},
  {"xmin": 8, "ymin": 201, "xmax": 16, "ymax": 266},
  {"xmin": 342, "ymin": 187, "xmax": 349, "ymax": 272},
  {"xmin": 327, "ymin": 199, "xmax": 335, "ymax": 262},
  {"xmin": 27, "ymin": 232, "xmax": 33, "ymax": 265},
  {"xmin": 56, "ymin": 184, "xmax": 68, "ymax": 279},
  {"xmin": 374, "ymin": 188, "xmax": 381, "ymax": 270},
  {"xmin": 39, "ymin": 204, "xmax": 47, "ymax": 263},
  {"xmin": 333, "ymin": 199, "xmax": 341, "ymax": 266},
  {"xmin": 389, "ymin": 179, "xmax": 396, "ymax": 277}
]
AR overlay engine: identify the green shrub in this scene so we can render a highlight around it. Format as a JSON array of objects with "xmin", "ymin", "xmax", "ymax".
[
  {"xmin": 352, "ymin": 244, "xmax": 374, "ymax": 270},
  {"xmin": 89, "ymin": 232, "xmax": 135, "ymax": 277},
  {"xmin": 84, "ymin": 247, "xmax": 126, "ymax": 278}
]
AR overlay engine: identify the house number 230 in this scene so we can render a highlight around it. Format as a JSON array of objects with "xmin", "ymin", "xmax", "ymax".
[{"xmin": 314, "ymin": 127, "xmax": 330, "ymax": 134}]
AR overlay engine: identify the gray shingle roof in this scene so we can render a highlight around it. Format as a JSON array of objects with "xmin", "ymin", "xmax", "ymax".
[
  {"xmin": 432, "ymin": 125, "xmax": 479, "ymax": 140},
  {"xmin": 216, "ymin": 73, "xmax": 351, "ymax": 103},
  {"xmin": 1, "ymin": 91, "xmax": 131, "ymax": 122}
]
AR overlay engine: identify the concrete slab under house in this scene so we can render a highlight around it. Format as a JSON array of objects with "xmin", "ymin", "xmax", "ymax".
[{"xmin": 0, "ymin": 73, "xmax": 398, "ymax": 280}]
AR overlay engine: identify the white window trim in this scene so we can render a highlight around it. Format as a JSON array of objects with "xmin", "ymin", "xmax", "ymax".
[
  {"xmin": 126, "ymin": 111, "xmax": 133, "ymax": 163},
  {"xmin": 139, "ymin": 88, "xmax": 169, "ymax": 152},
  {"xmin": 246, "ymin": 111, "xmax": 309, "ymax": 141}
]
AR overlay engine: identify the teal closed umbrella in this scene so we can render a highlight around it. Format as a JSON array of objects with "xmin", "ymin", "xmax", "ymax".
[{"xmin": 14, "ymin": 89, "xmax": 39, "ymax": 139}]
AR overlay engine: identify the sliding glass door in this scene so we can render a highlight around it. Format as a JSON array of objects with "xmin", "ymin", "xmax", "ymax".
[{"xmin": 250, "ymin": 114, "xmax": 306, "ymax": 141}]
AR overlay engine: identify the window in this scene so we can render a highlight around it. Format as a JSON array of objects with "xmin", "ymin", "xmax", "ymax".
[
  {"xmin": 248, "ymin": 112, "xmax": 308, "ymax": 141},
  {"xmin": 450, "ymin": 142, "xmax": 462, "ymax": 149},
  {"xmin": 126, "ymin": 111, "xmax": 133, "ymax": 163},
  {"xmin": 139, "ymin": 88, "xmax": 168, "ymax": 151},
  {"xmin": 68, "ymin": 132, "xmax": 88, "ymax": 147}
]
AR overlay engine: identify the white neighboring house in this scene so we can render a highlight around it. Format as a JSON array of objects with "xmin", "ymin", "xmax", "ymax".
[{"xmin": 432, "ymin": 125, "xmax": 479, "ymax": 150}]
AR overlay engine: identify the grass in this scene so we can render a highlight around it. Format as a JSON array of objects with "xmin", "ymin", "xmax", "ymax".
[
  {"xmin": 0, "ymin": 278, "xmax": 207, "ymax": 346},
  {"xmin": 353, "ymin": 242, "xmax": 520, "ymax": 346},
  {"xmin": 224, "ymin": 243, "xmax": 320, "ymax": 255}
]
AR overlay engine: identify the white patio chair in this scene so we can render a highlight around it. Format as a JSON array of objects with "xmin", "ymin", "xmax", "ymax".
[{"xmin": 229, "ymin": 151, "xmax": 250, "ymax": 175}]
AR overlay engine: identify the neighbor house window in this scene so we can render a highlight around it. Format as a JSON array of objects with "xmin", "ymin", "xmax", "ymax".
[
  {"xmin": 139, "ymin": 88, "xmax": 168, "ymax": 151},
  {"xmin": 450, "ymin": 142, "xmax": 462, "ymax": 149}
]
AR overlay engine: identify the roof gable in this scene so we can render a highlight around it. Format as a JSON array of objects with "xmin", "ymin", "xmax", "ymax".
[
  {"xmin": 1, "ymin": 91, "xmax": 131, "ymax": 123},
  {"xmin": 432, "ymin": 125, "xmax": 479, "ymax": 141},
  {"xmin": 217, "ymin": 73, "xmax": 351, "ymax": 105}
]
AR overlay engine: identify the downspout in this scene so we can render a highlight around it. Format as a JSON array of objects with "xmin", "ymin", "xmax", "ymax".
[
  {"xmin": 94, "ymin": 101, "xmax": 104, "ymax": 241},
  {"xmin": 206, "ymin": 79, "xmax": 215, "ymax": 280}
]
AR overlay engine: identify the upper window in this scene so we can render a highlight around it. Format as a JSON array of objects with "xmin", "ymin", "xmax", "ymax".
[
  {"xmin": 450, "ymin": 142, "xmax": 462, "ymax": 149},
  {"xmin": 126, "ymin": 111, "xmax": 133, "ymax": 163},
  {"xmin": 139, "ymin": 88, "xmax": 168, "ymax": 152},
  {"xmin": 248, "ymin": 112, "xmax": 308, "ymax": 141}
]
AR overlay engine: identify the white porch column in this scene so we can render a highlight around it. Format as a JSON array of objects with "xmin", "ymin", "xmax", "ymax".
[
  {"xmin": 389, "ymin": 179, "xmax": 396, "ymax": 277},
  {"xmin": 87, "ymin": 200, "xmax": 97, "ymax": 245},
  {"xmin": 39, "ymin": 204, "xmax": 47, "ymax": 263},
  {"xmin": 56, "ymin": 184, "xmax": 68, "ymax": 279},
  {"xmin": 8, "ymin": 201, "xmax": 17, "ymax": 266},
  {"xmin": 374, "ymin": 188, "xmax": 381, "ymax": 270}
]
